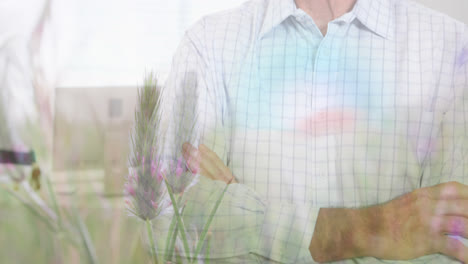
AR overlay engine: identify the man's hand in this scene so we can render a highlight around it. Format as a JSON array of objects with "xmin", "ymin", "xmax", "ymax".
[
  {"xmin": 182, "ymin": 142, "xmax": 237, "ymax": 184},
  {"xmin": 311, "ymin": 181, "xmax": 468, "ymax": 262},
  {"xmin": 370, "ymin": 181, "xmax": 468, "ymax": 261}
]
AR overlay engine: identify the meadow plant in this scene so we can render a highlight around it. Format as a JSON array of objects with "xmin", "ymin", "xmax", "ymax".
[
  {"xmin": 0, "ymin": 9, "xmax": 99, "ymax": 260},
  {"xmin": 127, "ymin": 73, "xmax": 232, "ymax": 264}
]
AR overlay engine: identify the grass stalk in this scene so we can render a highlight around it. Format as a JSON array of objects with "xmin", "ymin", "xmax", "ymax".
[
  {"xmin": 73, "ymin": 205, "xmax": 99, "ymax": 264},
  {"xmin": 205, "ymin": 232, "xmax": 211, "ymax": 264},
  {"xmin": 45, "ymin": 174, "xmax": 62, "ymax": 228},
  {"xmin": 191, "ymin": 182, "xmax": 231, "ymax": 263},
  {"xmin": 146, "ymin": 219, "xmax": 159, "ymax": 264},
  {"xmin": 164, "ymin": 179, "xmax": 192, "ymax": 261},
  {"xmin": 1, "ymin": 185, "xmax": 57, "ymax": 231},
  {"xmin": 165, "ymin": 200, "xmax": 183, "ymax": 262}
]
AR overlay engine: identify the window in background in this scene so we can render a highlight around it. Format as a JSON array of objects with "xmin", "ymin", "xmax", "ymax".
[{"xmin": 56, "ymin": 0, "xmax": 243, "ymax": 87}]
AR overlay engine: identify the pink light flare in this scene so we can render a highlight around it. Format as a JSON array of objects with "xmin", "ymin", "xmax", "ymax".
[{"xmin": 296, "ymin": 109, "xmax": 356, "ymax": 137}]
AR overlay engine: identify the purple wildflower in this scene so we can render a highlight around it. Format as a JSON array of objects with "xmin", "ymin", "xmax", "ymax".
[
  {"xmin": 151, "ymin": 160, "xmax": 157, "ymax": 177},
  {"xmin": 126, "ymin": 74, "xmax": 170, "ymax": 221},
  {"xmin": 125, "ymin": 184, "xmax": 136, "ymax": 196},
  {"xmin": 176, "ymin": 158, "xmax": 184, "ymax": 178},
  {"xmin": 151, "ymin": 200, "xmax": 158, "ymax": 210},
  {"xmin": 164, "ymin": 155, "xmax": 195, "ymax": 194},
  {"xmin": 157, "ymin": 171, "xmax": 164, "ymax": 182}
]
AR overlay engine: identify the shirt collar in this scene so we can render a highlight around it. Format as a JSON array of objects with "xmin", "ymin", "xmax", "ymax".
[
  {"xmin": 352, "ymin": 0, "xmax": 395, "ymax": 39},
  {"xmin": 259, "ymin": 0, "xmax": 395, "ymax": 40},
  {"xmin": 258, "ymin": 0, "xmax": 297, "ymax": 38}
]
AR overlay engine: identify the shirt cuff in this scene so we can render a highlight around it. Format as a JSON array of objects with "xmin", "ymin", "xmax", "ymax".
[
  {"xmin": 246, "ymin": 186, "xmax": 320, "ymax": 263},
  {"xmin": 165, "ymin": 176, "xmax": 320, "ymax": 263}
]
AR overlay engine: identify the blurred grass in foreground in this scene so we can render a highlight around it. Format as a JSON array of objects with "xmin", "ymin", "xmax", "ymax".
[{"xmin": 0, "ymin": 189, "xmax": 152, "ymax": 264}]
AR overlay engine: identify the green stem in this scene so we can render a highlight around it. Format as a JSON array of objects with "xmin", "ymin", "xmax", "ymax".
[
  {"xmin": 164, "ymin": 214, "xmax": 177, "ymax": 261},
  {"xmin": 206, "ymin": 233, "xmax": 211, "ymax": 264},
  {"xmin": 74, "ymin": 205, "xmax": 99, "ymax": 264},
  {"xmin": 45, "ymin": 174, "xmax": 62, "ymax": 228},
  {"xmin": 1, "ymin": 185, "xmax": 57, "ymax": 231},
  {"xmin": 165, "ymin": 196, "xmax": 184, "ymax": 262},
  {"xmin": 146, "ymin": 219, "xmax": 159, "ymax": 264},
  {"xmin": 165, "ymin": 180, "xmax": 192, "ymax": 261},
  {"xmin": 191, "ymin": 183, "xmax": 231, "ymax": 263},
  {"xmin": 169, "ymin": 220, "xmax": 182, "ymax": 262}
]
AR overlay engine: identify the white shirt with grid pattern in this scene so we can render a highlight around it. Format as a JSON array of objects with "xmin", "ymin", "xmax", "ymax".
[{"xmin": 160, "ymin": 0, "xmax": 468, "ymax": 263}]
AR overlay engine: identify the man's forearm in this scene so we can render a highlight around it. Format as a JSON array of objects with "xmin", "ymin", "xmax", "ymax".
[
  {"xmin": 309, "ymin": 206, "xmax": 381, "ymax": 262},
  {"xmin": 309, "ymin": 183, "xmax": 468, "ymax": 263},
  {"xmin": 182, "ymin": 141, "xmax": 468, "ymax": 262}
]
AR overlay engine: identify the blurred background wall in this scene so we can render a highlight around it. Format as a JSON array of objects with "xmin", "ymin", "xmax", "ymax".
[{"xmin": 416, "ymin": 0, "xmax": 468, "ymax": 23}]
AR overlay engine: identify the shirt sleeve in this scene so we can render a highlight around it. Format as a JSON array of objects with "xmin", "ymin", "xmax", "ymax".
[
  {"xmin": 157, "ymin": 23, "xmax": 320, "ymax": 264},
  {"xmin": 421, "ymin": 28, "xmax": 468, "ymax": 186}
]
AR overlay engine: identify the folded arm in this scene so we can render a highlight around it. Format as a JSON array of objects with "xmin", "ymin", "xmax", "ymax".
[{"xmin": 162, "ymin": 22, "xmax": 468, "ymax": 263}]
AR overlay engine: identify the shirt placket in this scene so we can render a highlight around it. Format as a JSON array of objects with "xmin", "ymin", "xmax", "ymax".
[{"xmin": 310, "ymin": 22, "xmax": 344, "ymax": 206}]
